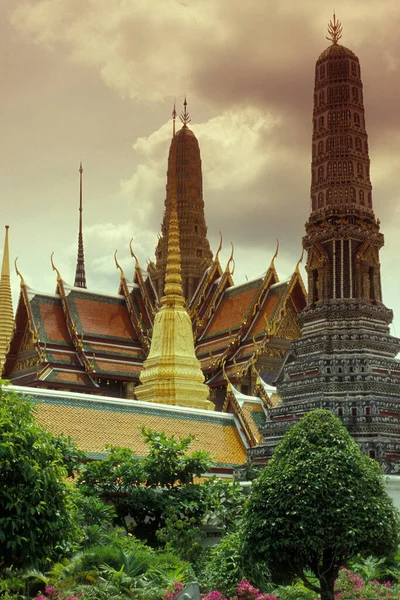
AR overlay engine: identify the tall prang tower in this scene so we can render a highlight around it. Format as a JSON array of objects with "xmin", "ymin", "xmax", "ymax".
[
  {"xmin": 148, "ymin": 100, "xmax": 213, "ymax": 302},
  {"xmin": 250, "ymin": 15, "xmax": 400, "ymax": 474}
]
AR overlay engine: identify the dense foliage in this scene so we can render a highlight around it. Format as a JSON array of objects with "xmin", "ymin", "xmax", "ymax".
[
  {"xmin": 77, "ymin": 428, "xmax": 246, "ymax": 554},
  {"xmin": 242, "ymin": 409, "xmax": 400, "ymax": 600},
  {"xmin": 0, "ymin": 383, "xmax": 82, "ymax": 569}
]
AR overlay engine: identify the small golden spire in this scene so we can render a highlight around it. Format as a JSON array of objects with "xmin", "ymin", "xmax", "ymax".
[
  {"xmin": 270, "ymin": 239, "xmax": 279, "ymax": 269},
  {"xmin": 326, "ymin": 11, "xmax": 343, "ymax": 44},
  {"xmin": 295, "ymin": 248, "xmax": 305, "ymax": 272},
  {"xmin": 162, "ymin": 186, "xmax": 184, "ymax": 303},
  {"xmin": 226, "ymin": 242, "xmax": 235, "ymax": 276},
  {"xmin": 14, "ymin": 257, "xmax": 25, "ymax": 287},
  {"xmin": 50, "ymin": 252, "xmax": 62, "ymax": 282},
  {"xmin": 172, "ymin": 101, "xmax": 177, "ymax": 137},
  {"xmin": 129, "ymin": 238, "xmax": 140, "ymax": 270},
  {"xmin": 180, "ymin": 97, "xmax": 191, "ymax": 127},
  {"xmin": 215, "ymin": 231, "xmax": 223, "ymax": 263},
  {"xmin": 114, "ymin": 250, "xmax": 125, "ymax": 280},
  {"xmin": 0, "ymin": 226, "xmax": 14, "ymax": 370}
]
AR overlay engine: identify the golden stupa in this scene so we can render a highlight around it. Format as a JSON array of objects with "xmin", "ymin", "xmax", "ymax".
[
  {"xmin": 0, "ymin": 226, "xmax": 14, "ymax": 371},
  {"xmin": 135, "ymin": 167, "xmax": 213, "ymax": 410}
]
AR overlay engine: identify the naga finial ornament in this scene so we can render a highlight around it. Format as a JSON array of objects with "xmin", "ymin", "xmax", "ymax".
[
  {"xmin": 327, "ymin": 12, "xmax": 343, "ymax": 45},
  {"xmin": 180, "ymin": 97, "xmax": 191, "ymax": 126}
]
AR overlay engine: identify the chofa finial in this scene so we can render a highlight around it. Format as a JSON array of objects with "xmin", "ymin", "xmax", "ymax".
[{"xmin": 327, "ymin": 11, "xmax": 343, "ymax": 45}]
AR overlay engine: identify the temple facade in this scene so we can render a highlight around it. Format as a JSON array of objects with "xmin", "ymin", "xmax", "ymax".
[{"xmin": 249, "ymin": 16, "xmax": 400, "ymax": 474}]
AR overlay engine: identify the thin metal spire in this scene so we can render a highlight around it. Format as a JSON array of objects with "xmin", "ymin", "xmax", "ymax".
[
  {"xmin": 74, "ymin": 161, "xmax": 87, "ymax": 288},
  {"xmin": 172, "ymin": 101, "xmax": 177, "ymax": 137}
]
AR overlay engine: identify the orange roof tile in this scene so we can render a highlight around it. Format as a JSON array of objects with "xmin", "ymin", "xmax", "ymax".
[
  {"xmin": 205, "ymin": 282, "xmax": 260, "ymax": 336},
  {"xmin": 37, "ymin": 300, "xmax": 71, "ymax": 344},
  {"xmin": 72, "ymin": 296, "xmax": 137, "ymax": 340}
]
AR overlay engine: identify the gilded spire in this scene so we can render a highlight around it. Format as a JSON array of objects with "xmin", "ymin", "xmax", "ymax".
[
  {"xmin": 0, "ymin": 226, "xmax": 14, "ymax": 371},
  {"xmin": 162, "ymin": 185, "xmax": 184, "ymax": 304},
  {"xmin": 74, "ymin": 161, "xmax": 87, "ymax": 288},
  {"xmin": 326, "ymin": 12, "xmax": 343, "ymax": 44},
  {"xmin": 135, "ymin": 149, "xmax": 213, "ymax": 410}
]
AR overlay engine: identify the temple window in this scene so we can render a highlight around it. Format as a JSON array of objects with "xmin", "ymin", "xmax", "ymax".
[
  {"xmin": 338, "ymin": 407, "xmax": 343, "ymax": 417},
  {"xmin": 318, "ymin": 166, "xmax": 324, "ymax": 180},
  {"xmin": 326, "ymin": 138, "xmax": 332, "ymax": 152},
  {"xmin": 359, "ymin": 190, "xmax": 365, "ymax": 204},
  {"xmin": 355, "ymin": 137, "xmax": 362, "ymax": 150},
  {"xmin": 348, "ymin": 161, "xmax": 354, "ymax": 174},
  {"xmin": 327, "ymin": 189, "xmax": 333, "ymax": 204},
  {"xmin": 318, "ymin": 192, "xmax": 324, "ymax": 208},
  {"xmin": 365, "ymin": 406, "xmax": 371, "ymax": 416},
  {"xmin": 339, "ymin": 187, "xmax": 343, "ymax": 203},
  {"xmin": 333, "ymin": 161, "xmax": 337, "ymax": 176},
  {"xmin": 352, "ymin": 407, "xmax": 358, "ymax": 417},
  {"xmin": 354, "ymin": 113, "xmax": 360, "ymax": 126},
  {"xmin": 350, "ymin": 187, "xmax": 356, "ymax": 202},
  {"xmin": 318, "ymin": 141, "xmax": 323, "ymax": 154},
  {"xmin": 347, "ymin": 134, "xmax": 353, "ymax": 148},
  {"xmin": 338, "ymin": 161, "xmax": 342, "ymax": 176},
  {"xmin": 334, "ymin": 187, "xmax": 338, "ymax": 203},
  {"xmin": 357, "ymin": 163, "xmax": 363, "ymax": 178},
  {"xmin": 369, "ymin": 450, "xmax": 376, "ymax": 459},
  {"xmin": 352, "ymin": 86, "xmax": 359, "ymax": 100},
  {"xmin": 319, "ymin": 116, "xmax": 324, "ymax": 129},
  {"xmin": 343, "ymin": 161, "xmax": 348, "ymax": 175},
  {"xmin": 344, "ymin": 188, "xmax": 349, "ymax": 203},
  {"xmin": 328, "ymin": 162, "xmax": 332, "ymax": 176}
]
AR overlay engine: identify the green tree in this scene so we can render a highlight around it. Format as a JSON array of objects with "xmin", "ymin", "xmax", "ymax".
[
  {"xmin": 78, "ymin": 428, "xmax": 212, "ymax": 545},
  {"xmin": 242, "ymin": 409, "xmax": 400, "ymax": 600},
  {"xmin": 0, "ymin": 382, "xmax": 80, "ymax": 568}
]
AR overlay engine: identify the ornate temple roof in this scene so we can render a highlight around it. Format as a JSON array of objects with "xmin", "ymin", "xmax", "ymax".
[{"xmin": 9, "ymin": 385, "xmax": 248, "ymax": 471}]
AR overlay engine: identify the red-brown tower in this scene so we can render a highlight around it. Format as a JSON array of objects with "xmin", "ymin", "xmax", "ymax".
[{"xmin": 148, "ymin": 100, "xmax": 213, "ymax": 301}]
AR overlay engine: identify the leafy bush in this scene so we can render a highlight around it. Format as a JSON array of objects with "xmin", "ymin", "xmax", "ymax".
[
  {"xmin": 242, "ymin": 410, "xmax": 400, "ymax": 600},
  {"xmin": 0, "ymin": 383, "xmax": 81, "ymax": 569}
]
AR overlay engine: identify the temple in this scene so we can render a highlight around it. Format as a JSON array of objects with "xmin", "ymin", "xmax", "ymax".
[
  {"xmin": 148, "ymin": 100, "xmax": 213, "ymax": 301},
  {"xmin": 3, "ymin": 101, "xmax": 306, "ymax": 406},
  {"xmin": 249, "ymin": 15, "xmax": 400, "ymax": 474}
]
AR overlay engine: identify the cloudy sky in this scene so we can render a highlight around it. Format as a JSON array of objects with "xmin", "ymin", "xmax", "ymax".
[{"xmin": 2, "ymin": 0, "xmax": 400, "ymax": 333}]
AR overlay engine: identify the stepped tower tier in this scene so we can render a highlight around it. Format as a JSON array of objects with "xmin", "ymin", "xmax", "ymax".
[
  {"xmin": 249, "ymin": 15, "xmax": 400, "ymax": 474},
  {"xmin": 148, "ymin": 100, "xmax": 213, "ymax": 302}
]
